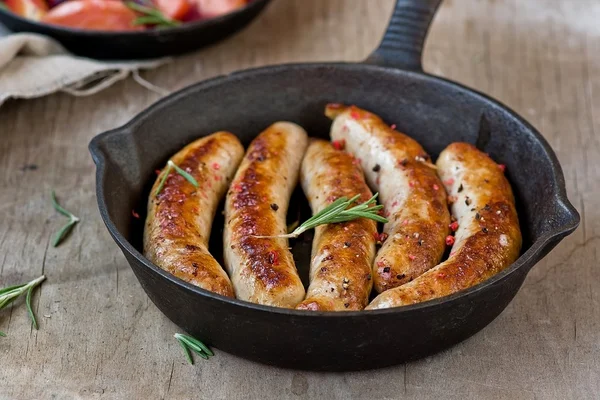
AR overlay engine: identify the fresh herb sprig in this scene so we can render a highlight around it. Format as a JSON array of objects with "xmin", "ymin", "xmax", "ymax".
[
  {"xmin": 155, "ymin": 160, "xmax": 199, "ymax": 197},
  {"xmin": 174, "ymin": 333, "xmax": 214, "ymax": 364},
  {"xmin": 51, "ymin": 191, "xmax": 80, "ymax": 247},
  {"xmin": 0, "ymin": 331, "xmax": 6, "ymax": 337},
  {"xmin": 256, "ymin": 193, "xmax": 388, "ymax": 239},
  {"xmin": 125, "ymin": 2, "xmax": 181, "ymax": 28},
  {"xmin": 0, "ymin": 275, "xmax": 46, "ymax": 331}
]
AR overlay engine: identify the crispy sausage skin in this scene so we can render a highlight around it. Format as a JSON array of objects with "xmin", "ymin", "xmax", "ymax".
[
  {"xmin": 367, "ymin": 143, "xmax": 522, "ymax": 309},
  {"xmin": 326, "ymin": 104, "xmax": 450, "ymax": 293},
  {"xmin": 223, "ymin": 122, "xmax": 308, "ymax": 308},
  {"xmin": 296, "ymin": 140, "xmax": 377, "ymax": 311},
  {"xmin": 144, "ymin": 132, "xmax": 244, "ymax": 297}
]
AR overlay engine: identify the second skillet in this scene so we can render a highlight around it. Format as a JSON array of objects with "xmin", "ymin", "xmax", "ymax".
[{"xmin": 90, "ymin": 0, "xmax": 579, "ymax": 370}]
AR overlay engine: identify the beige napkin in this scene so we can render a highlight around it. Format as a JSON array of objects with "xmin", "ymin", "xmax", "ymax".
[{"xmin": 0, "ymin": 32, "xmax": 170, "ymax": 106}]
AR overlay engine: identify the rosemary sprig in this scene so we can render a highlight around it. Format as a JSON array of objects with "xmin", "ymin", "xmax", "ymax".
[
  {"xmin": 256, "ymin": 193, "xmax": 388, "ymax": 239},
  {"xmin": 0, "ymin": 275, "xmax": 45, "ymax": 330},
  {"xmin": 174, "ymin": 333, "xmax": 214, "ymax": 364},
  {"xmin": 0, "ymin": 331, "xmax": 6, "ymax": 337},
  {"xmin": 125, "ymin": 2, "xmax": 181, "ymax": 28},
  {"xmin": 155, "ymin": 160, "xmax": 199, "ymax": 197},
  {"xmin": 51, "ymin": 191, "xmax": 80, "ymax": 247}
]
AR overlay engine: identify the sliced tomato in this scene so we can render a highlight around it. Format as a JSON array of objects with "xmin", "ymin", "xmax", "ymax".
[
  {"xmin": 154, "ymin": 0, "xmax": 191, "ymax": 21},
  {"xmin": 191, "ymin": 0, "xmax": 247, "ymax": 19},
  {"xmin": 4, "ymin": 0, "xmax": 48, "ymax": 20},
  {"xmin": 41, "ymin": 0, "xmax": 143, "ymax": 31}
]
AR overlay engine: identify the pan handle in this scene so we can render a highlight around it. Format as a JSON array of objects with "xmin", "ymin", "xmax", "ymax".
[{"xmin": 365, "ymin": 0, "xmax": 442, "ymax": 71}]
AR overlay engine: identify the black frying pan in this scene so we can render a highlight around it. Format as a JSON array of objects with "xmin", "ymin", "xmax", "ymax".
[
  {"xmin": 0, "ymin": 0, "xmax": 271, "ymax": 59},
  {"xmin": 89, "ymin": 0, "xmax": 579, "ymax": 371}
]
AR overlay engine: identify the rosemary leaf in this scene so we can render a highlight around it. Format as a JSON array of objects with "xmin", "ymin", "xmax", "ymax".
[
  {"xmin": 51, "ymin": 190, "xmax": 73, "ymax": 218},
  {"xmin": 255, "ymin": 193, "xmax": 388, "ymax": 239},
  {"xmin": 168, "ymin": 161, "xmax": 199, "ymax": 188},
  {"xmin": 125, "ymin": 2, "xmax": 180, "ymax": 27},
  {"xmin": 25, "ymin": 285, "xmax": 38, "ymax": 330},
  {"xmin": 52, "ymin": 220, "xmax": 78, "ymax": 248},
  {"xmin": 0, "ymin": 284, "xmax": 25, "ymax": 296},
  {"xmin": 0, "ymin": 276, "xmax": 45, "ymax": 330},
  {"xmin": 174, "ymin": 333, "xmax": 213, "ymax": 363},
  {"xmin": 176, "ymin": 337, "xmax": 194, "ymax": 365},
  {"xmin": 51, "ymin": 191, "xmax": 80, "ymax": 247},
  {"xmin": 0, "ymin": 331, "xmax": 6, "ymax": 337}
]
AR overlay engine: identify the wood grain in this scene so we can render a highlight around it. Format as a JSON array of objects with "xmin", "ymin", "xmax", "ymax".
[{"xmin": 0, "ymin": 0, "xmax": 597, "ymax": 398}]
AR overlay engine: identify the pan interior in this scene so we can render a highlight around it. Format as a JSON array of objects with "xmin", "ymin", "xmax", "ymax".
[{"xmin": 103, "ymin": 64, "xmax": 560, "ymax": 296}]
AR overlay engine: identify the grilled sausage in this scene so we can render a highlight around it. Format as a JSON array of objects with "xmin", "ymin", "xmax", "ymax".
[
  {"xmin": 144, "ymin": 132, "xmax": 244, "ymax": 297},
  {"xmin": 296, "ymin": 140, "xmax": 377, "ymax": 311},
  {"xmin": 367, "ymin": 142, "xmax": 522, "ymax": 309},
  {"xmin": 224, "ymin": 122, "xmax": 308, "ymax": 307},
  {"xmin": 326, "ymin": 104, "xmax": 450, "ymax": 293}
]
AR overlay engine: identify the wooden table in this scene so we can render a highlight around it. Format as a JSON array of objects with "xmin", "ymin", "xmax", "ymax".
[{"xmin": 1, "ymin": 1, "xmax": 597, "ymax": 398}]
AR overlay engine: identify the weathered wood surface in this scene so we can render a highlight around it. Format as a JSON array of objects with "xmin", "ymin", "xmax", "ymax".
[{"xmin": 0, "ymin": 0, "xmax": 597, "ymax": 398}]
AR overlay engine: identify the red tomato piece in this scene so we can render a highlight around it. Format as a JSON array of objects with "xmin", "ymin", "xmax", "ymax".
[
  {"xmin": 191, "ymin": 0, "xmax": 247, "ymax": 19},
  {"xmin": 41, "ymin": 0, "xmax": 143, "ymax": 31},
  {"xmin": 4, "ymin": 0, "xmax": 48, "ymax": 20},
  {"xmin": 154, "ymin": 0, "xmax": 191, "ymax": 20}
]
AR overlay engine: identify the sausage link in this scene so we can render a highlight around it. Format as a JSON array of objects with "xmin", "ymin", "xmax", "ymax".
[
  {"xmin": 326, "ymin": 104, "xmax": 450, "ymax": 293},
  {"xmin": 367, "ymin": 142, "xmax": 522, "ymax": 309},
  {"xmin": 224, "ymin": 122, "xmax": 308, "ymax": 307},
  {"xmin": 296, "ymin": 140, "xmax": 377, "ymax": 311},
  {"xmin": 144, "ymin": 132, "xmax": 244, "ymax": 297}
]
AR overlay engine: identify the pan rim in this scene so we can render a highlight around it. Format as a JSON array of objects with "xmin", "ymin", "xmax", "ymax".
[{"xmin": 90, "ymin": 61, "xmax": 579, "ymax": 318}]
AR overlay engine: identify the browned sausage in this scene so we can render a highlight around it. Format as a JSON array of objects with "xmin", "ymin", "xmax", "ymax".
[
  {"xmin": 326, "ymin": 104, "xmax": 450, "ymax": 293},
  {"xmin": 223, "ymin": 122, "xmax": 308, "ymax": 307},
  {"xmin": 144, "ymin": 132, "xmax": 244, "ymax": 297},
  {"xmin": 296, "ymin": 140, "xmax": 377, "ymax": 311}
]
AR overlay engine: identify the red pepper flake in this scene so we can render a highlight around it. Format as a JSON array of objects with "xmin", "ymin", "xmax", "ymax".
[
  {"xmin": 131, "ymin": 210, "xmax": 140, "ymax": 219},
  {"xmin": 267, "ymin": 250, "xmax": 279, "ymax": 265},
  {"xmin": 155, "ymin": 169, "xmax": 161, "ymax": 175},
  {"xmin": 391, "ymin": 200, "xmax": 398, "ymax": 208},
  {"xmin": 433, "ymin": 184, "xmax": 440, "ymax": 191},
  {"xmin": 402, "ymin": 219, "xmax": 409, "ymax": 225},
  {"xmin": 212, "ymin": 162, "xmax": 221, "ymax": 170},
  {"xmin": 444, "ymin": 178, "xmax": 455, "ymax": 185},
  {"xmin": 350, "ymin": 110, "xmax": 361, "ymax": 119},
  {"xmin": 374, "ymin": 232, "xmax": 389, "ymax": 245},
  {"xmin": 342, "ymin": 125, "xmax": 349, "ymax": 133},
  {"xmin": 326, "ymin": 195, "xmax": 338, "ymax": 203},
  {"xmin": 332, "ymin": 139, "xmax": 346, "ymax": 150},
  {"xmin": 390, "ymin": 124, "xmax": 397, "ymax": 130},
  {"xmin": 445, "ymin": 235, "xmax": 455, "ymax": 246},
  {"xmin": 233, "ymin": 183, "xmax": 243, "ymax": 192},
  {"xmin": 214, "ymin": 175, "xmax": 222, "ymax": 182},
  {"xmin": 408, "ymin": 254, "xmax": 416, "ymax": 261},
  {"xmin": 409, "ymin": 181, "xmax": 415, "ymax": 188},
  {"xmin": 438, "ymin": 272, "xmax": 447, "ymax": 279},
  {"xmin": 376, "ymin": 260, "xmax": 385, "ymax": 268},
  {"xmin": 352, "ymin": 157, "xmax": 362, "ymax": 165},
  {"xmin": 498, "ymin": 164, "xmax": 506, "ymax": 173},
  {"xmin": 449, "ymin": 221, "xmax": 459, "ymax": 231}
]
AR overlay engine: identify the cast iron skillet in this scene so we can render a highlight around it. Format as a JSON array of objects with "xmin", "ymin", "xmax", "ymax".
[
  {"xmin": 89, "ymin": 0, "xmax": 580, "ymax": 371},
  {"xmin": 0, "ymin": 0, "xmax": 270, "ymax": 59}
]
